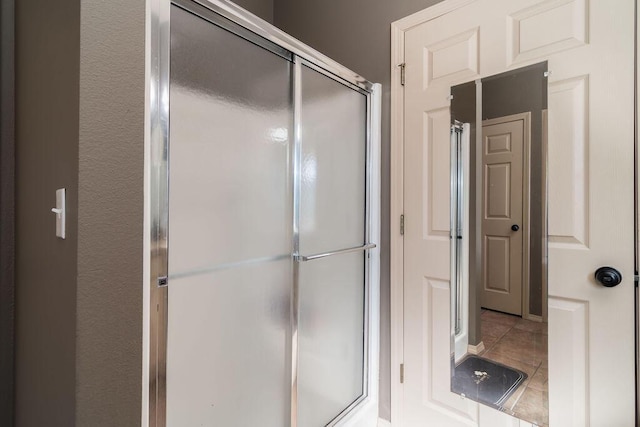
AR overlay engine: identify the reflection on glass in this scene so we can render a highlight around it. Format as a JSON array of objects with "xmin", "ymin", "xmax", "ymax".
[
  {"xmin": 167, "ymin": 6, "xmax": 292, "ymax": 426},
  {"xmin": 450, "ymin": 62, "xmax": 549, "ymax": 426},
  {"xmin": 298, "ymin": 252, "xmax": 365, "ymax": 426},
  {"xmin": 166, "ymin": 7, "xmax": 371, "ymax": 427},
  {"xmin": 450, "ymin": 121, "xmax": 470, "ymax": 361},
  {"xmin": 299, "ymin": 65, "xmax": 367, "ymax": 255},
  {"xmin": 297, "ymin": 64, "xmax": 368, "ymax": 425},
  {"xmin": 167, "ymin": 262, "xmax": 291, "ymax": 426},
  {"xmin": 167, "ymin": 6, "xmax": 293, "ymax": 276}
]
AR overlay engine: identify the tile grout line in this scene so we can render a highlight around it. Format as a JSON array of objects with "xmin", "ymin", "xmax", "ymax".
[{"xmin": 478, "ymin": 311, "xmax": 549, "ymax": 424}]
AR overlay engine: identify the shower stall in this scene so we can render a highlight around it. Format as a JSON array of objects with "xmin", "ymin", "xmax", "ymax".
[
  {"xmin": 450, "ymin": 121, "xmax": 470, "ymax": 363},
  {"xmin": 148, "ymin": 1, "xmax": 381, "ymax": 426}
]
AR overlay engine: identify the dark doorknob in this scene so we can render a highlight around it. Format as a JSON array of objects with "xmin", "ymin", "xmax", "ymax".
[
  {"xmin": 594, "ymin": 266, "xmax": 622, "ymax": 287},
  {"xmin": 511, "ymin": 224, "xmax": 519, "ymax": 231}
]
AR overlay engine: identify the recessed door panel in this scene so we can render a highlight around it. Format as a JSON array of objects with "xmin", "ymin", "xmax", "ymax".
[
  {"xmin": 486, "ymin": 133, "xmax": 511, "ymax": 154},
  {"xmin": 484, "ymin": 235, "xmax": 510, "ymax": 293},
  {"xmin": 485, "ymin": 163, "xmax": 511, "ymax": 219}
]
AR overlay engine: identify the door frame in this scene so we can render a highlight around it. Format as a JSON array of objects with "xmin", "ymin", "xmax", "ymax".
[
  {"xmin": 390, "ymin": 0, "xmax": 638, "ymax": 425},
  {"xmin": 390, "ymin": 3, "xmax": 476, "ymax": 424},
  {"xmin": 480, "ymin": 112, "xmax": 532, "ymax": 320},
  {"xmin": 636, "ymin": 3, "xmax": 640, "ymax": 426}
]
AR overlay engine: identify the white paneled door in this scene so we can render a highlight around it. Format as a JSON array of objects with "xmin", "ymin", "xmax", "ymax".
[
  {"xmin": 396, "ymin": 0, "xmax": 635, "ymax": 426},
  {"xmin": 480, "ymin": 115, "xmax": 527, "ymax": 316}
]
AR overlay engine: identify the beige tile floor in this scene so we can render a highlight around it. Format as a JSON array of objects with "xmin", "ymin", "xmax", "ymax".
[{"xmin": 478, "ymin": 309, "xmax": 548, "ymax": 427}]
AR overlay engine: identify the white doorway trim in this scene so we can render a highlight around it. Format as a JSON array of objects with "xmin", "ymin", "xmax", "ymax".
[
  {"xmin": 389, "ymin": 3, "xmax": 476, "ymax": 424},
  {"xmin": 636, "ymin": 3, "xmax": 640, "ymax": 426}
]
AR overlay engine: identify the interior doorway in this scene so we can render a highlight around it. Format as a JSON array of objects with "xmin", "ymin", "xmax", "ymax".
[{"xmin": 480, "ymin": 113, "xmax": 530, "ymax": 317}]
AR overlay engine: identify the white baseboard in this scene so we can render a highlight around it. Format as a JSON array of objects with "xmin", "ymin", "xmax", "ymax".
[
  {"xmin": 524, "ymin": 313, "xmax": 543, "ymax": 323},
  {"xmin": 467, "ymin": 341, "xmax": 485, "ymax": 355},
  {"xmin": 377, "ymin": 417, "xmax": 391, "ymax": 427}
]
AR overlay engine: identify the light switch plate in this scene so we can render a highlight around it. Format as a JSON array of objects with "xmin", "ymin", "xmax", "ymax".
[{"xmin": 54, "ymin": 188, "xmax": 66, "ymax": 239}]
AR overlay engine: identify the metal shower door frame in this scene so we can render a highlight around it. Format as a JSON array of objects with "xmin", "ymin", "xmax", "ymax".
[{"xmin": 148, "ymin": 1, "xmax": 382, "ymax": 426}]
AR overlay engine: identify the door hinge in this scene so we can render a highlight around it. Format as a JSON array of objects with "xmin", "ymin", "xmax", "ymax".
[
  {"xmin": 399, "ymin": 63, "xmax": 406, "ymax": 86},
  {"xmin": 400, "ymin": 214, "xmax": 405, "ymax": 235},
  {"xmin": 400, "ymin": 363, "xmax": 405, "ymax": 383}
]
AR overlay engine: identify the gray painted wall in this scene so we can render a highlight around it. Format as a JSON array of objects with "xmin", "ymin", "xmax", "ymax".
[
  {"xmin": 234, "ymin": 0, "xmax": 274, "ymax": 23},
  {"xmin": 15, "ymin": 0, "xmax": 80, "ymax": 424},
  {"xmin": 14, "ymin": 0, "xmax": 145, "ymax": 425},
  {"xmin": 273, "ymin": 0, "xmax": 443, "ymax": 420},
  {"xmin": 76, "ymin": 0, "xmax": 145, "ymax": 424},
  {"xmin": 0, "ymin": 0, "xmax": 15, "ymax": 424}
]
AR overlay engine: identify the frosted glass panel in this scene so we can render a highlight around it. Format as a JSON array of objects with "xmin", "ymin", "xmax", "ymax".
[
  {"xmin": 298, "ymin": 252, "xmax": 365, "ymax": 426},
  {"xmin": 167, "ymin": 6, "xmax": 292, "ymax": 426},
  {"xmin": 169, "ymin": 5, "xmax": 292, "ymax": 274},
  {"xmin": 166, "ymin": 260, "xmax": 291, "ymax": 426},
  {"xmin": 167, "ymin": 7, "xmax": 373, "ymax": 426},
  {"xmin": 299, "ymin": 66, "xmax": 367, "ymax": 255}
]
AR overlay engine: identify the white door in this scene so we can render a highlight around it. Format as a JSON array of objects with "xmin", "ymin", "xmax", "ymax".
[
  {"xmin": 398, "ymin": 0, "xmax": 635, "ymax": 426},
  {"xmin": 481, "ymin": 116, "xmax": 527, "ymax": 316}
]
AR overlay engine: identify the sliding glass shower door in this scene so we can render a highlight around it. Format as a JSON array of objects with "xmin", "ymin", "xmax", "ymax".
[
  {"xmin": 296, "ymin": 64, "xmax": 369, "ymax": 426},
  {"xmin": 167, "ymin": 5, "xmax": 293, "ymax": 426},
  {"xmin": 152, "ymin": 2, "xmax": 379, "ymax": 426}
]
